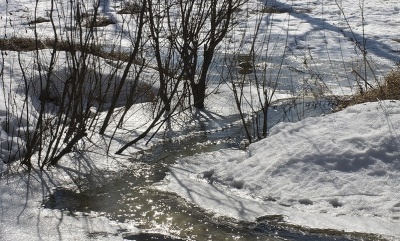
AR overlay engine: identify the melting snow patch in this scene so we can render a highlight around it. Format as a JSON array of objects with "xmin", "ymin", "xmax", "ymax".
[{"xmin": 157, "ymin": 101, "xmax": 400, "ymax": 239}]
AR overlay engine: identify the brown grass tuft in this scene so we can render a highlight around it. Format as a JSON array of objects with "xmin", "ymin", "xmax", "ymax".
[
  {"xmin": 117, "ymin": 3, "xmax": 142, "ymax": 15},
  {"xmin": 337, "ymin": 68, "xmax": 400, "ymax": 110},
  {"xmin": 261, "ymin": 7, "xmax": 292, "ymax": 14},
  {"xmin": 0, "ymin": 37, "xmax": 132, "ymax": 62},
  {"xmin": 0, "ymin": 37, "xmax": 47, "ymax": 51},
  {"xmin": 27, "ymin": 17, "xmax": 50, "ymax": 25}
]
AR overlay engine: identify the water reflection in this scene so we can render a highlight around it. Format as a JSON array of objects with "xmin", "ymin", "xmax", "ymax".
[{"xmin": 42, "ymin": 101, "xmax": 364, "ymax": 240}]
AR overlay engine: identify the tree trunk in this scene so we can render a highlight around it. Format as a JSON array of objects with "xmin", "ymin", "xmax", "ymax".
[{"xmin": 191, "ymin": 82, "xmax": 206, "ymax": 109}]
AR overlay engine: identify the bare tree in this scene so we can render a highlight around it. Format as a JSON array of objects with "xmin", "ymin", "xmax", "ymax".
[
  {"xmin": 114, "ymin": 0, "xmax": 246, "ymax": 154},
  {"xmin": 172, "ymin": 0, "xmax": 246, "ymax": 109}
]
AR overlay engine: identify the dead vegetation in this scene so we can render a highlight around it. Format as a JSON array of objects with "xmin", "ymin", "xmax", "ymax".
[
  {"xmin": 27, "ymin": 17, "xmax": 50, "ymax": 25},
  {"xmin": 0, "ymin": 37, "xmax": 130, "ymax": 61},
  {"xmin": 261, "ymin": 6, "xmax": 292, "ymax": 14},
  {"xmin": 337, "ymin": 68, "xmax": 400, "ymax": 110},
  {"xmin": 117, "ymin": 3, "xmax": 142, "ymax": 14},
  {"xmin": 0, "ymin": 37, "xmax": 47, "ymax": 51},
  {"xmin": 260, "ymin": 6, "xmax": 311, "ymax": 14},
  {"xmin": 85, "ymin": 16, "xmax": 116, "ymax": 27}
]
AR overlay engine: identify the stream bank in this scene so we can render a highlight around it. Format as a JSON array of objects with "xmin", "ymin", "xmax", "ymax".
[{"xmin": 41, "ymin": 99, "xmax": 380, "ymax": 241}]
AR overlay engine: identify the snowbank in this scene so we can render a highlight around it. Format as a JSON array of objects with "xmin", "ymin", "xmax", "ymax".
[{"xmin": 157, "ymin": 100, "xmax": 400, "ymax": 239}]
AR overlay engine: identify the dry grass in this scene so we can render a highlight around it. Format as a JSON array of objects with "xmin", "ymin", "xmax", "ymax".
[
  {"xmin": 0, "ymin": 37, "xmax": 130, "ymax": 62},
  {"xmin": 117, "ymin": 3, "xmax": 142, "ymax": 14},
  {"xmin": 85, "ymin": 16, "xmax": 116, "ymax": 28},
  {"xmin": 27, "ymin": 17, "xmax": 50, "ymax": 25},
  {"xmin": 260, "ymin": 6, "xmax": 311, "ymax": 14},
  {"xmin": 0, "ymin": 37, "xmax": 47, "ymax": 51},
  {"xmin": 261, "ymin": 6, "xmax": 292, "ymax": 14},
  {"xmin": 337, "ymin": 68, "xmax": 400, "ymax": 110}
]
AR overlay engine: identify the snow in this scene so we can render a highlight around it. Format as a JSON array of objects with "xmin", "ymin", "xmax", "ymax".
[
  {"xmin": 1, "ymin": 0, "xmax": 400, "ymax": 240},
  {"xmin": 156, "ymin": 100, "xmax": 400, "ymax": 239}
]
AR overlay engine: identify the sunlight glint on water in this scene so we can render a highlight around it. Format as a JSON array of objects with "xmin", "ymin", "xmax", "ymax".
[{"xmin": 43, "ymin": 106, "xmax": 356, "ymax": 240}]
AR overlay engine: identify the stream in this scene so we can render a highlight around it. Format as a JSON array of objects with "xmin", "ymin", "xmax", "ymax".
[
  {"xmin": 39, "ymin": 45, "xmax": 394, "ymax": 241},
  {"xmin": 41, "ymin": 99, "xmax": 377, "ymax": 241}
]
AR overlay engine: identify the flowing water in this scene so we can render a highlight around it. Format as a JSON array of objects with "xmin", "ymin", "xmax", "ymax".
[
  {"xmin": 40, "ymin": 25, "xmax": 396, "ymax": 239},
  {"xmin": 42, "ymin": 99, "xmax": 378, "ymax": 241},
  {"xmin": 45, "ymin": 35, "xmax": 395, "ymax": 240}
]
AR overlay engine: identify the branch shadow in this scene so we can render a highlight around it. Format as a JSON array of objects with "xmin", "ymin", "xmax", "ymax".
[
  {"xmin": 166, "ymin": 160, "xmax": 266, "ymax": 222},
  {"xmin": 265, "ymin": 1, "xmax": 400, "ymax": 63}
]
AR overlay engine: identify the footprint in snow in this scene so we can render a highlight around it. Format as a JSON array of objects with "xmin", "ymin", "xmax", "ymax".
[
  {"xmin": 298, "ymin": 198, "xmax": 313, "ymax": 205},
  {"xmin": 391, "ymin": 202, "xmax": 400, "ymax": 212},
  {"xmin": 329, "ymin": 198, "xmax": 343, "ymax": 208}
]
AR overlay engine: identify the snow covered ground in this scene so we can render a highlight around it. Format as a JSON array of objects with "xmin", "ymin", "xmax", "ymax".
[
  {"xmin": 1, "ymin": 0, "xmax": 400, "ymax": 240},
  {"xmin": 156, "ymin": 100, "xmax": 400, "ymax": 239}
]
